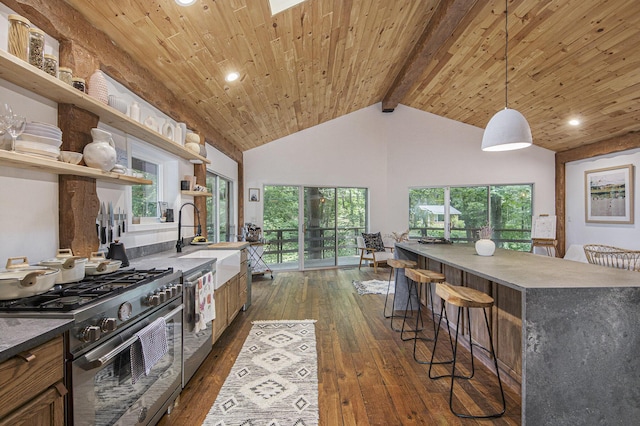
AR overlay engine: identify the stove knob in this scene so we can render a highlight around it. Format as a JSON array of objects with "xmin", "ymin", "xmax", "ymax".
[
  {"xmin": 100, "ymin": 318, "xmax": 117, "ymax": 333},
  {"xmin": 169, "ymin": 286, "xmax": 179, "ymax": 298},
  {"xmin": 80, "ymin": 326, "xmax": 101, "ymax": 343},
  {"xmin": 174, "ymin": 284, "xmax": 183, "ymax": 295},
  {"xmin": 157, "ymin": 291, "xmax": 167, "ymax": 303},
  {"xmin": 147, "ymin": 294, "xmax": 161, "ymax": 306}
]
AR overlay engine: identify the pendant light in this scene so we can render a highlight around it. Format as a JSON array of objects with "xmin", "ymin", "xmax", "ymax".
[{"xmin": 481, "ymin": 0, "xmax": 532, "ymax": 152}]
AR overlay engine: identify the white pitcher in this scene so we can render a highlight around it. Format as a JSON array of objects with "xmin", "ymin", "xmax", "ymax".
[{"xmin": 84, "ymin": 128, "xmax": 117, "ymax": 172}]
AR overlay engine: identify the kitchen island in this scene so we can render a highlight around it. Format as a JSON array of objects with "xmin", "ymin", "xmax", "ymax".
[{"xmin": 395, "ymin": 242, "xmax": 640, "ymax": 425}]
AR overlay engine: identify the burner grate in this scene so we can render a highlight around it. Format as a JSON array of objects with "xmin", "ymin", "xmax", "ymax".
[{"xmin": 0, "ymin": 268, "xmax": 173, "ymax": 312}]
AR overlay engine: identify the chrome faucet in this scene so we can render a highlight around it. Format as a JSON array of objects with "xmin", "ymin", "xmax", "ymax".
[{"xmin": 176, "ymin": 202, "xmax": 202, "ymax": 252}]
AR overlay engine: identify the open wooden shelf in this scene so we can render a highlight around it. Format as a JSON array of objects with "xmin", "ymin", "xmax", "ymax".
[
  {"xmin": 181, "ymin": 190, "xmax": 213, "ymax": 197},
  {"xmin": 0, "ymin": 49, "xmax": 210, "ymax": 165},
  {"xmin": 0, "ymin": 150, "xmax": 152, "ymax": 185}
]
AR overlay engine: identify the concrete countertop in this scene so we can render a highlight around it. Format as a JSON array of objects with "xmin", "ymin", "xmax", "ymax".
[
  {"xmin": 396, "ymin": 241, "xmax": 640, "ymax": 290},
  {"xmin": 0, "ymin": 318, "xmax": 73, "ymax": 363}
]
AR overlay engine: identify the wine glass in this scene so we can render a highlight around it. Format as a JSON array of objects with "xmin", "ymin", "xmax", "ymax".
[
  {"xmin": 0, "ymin": 103, "xmax": 12, "ymax": 136},
  {"xmin": 7, "ymin": 115, "xmax": 26, "ymax": 152}
]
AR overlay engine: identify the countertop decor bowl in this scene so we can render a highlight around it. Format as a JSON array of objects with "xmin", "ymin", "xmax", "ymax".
[{"xmin": 60, "ymin": 151, "xmax": 83, "ymax": 164}]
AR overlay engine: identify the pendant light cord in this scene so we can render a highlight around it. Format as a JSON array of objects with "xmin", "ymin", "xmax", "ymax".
[{"xmin": 504, "ymin": 0, "xmax": 509, "ymax": 109}]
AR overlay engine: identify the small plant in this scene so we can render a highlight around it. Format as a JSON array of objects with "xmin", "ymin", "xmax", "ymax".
[{"xmin": 478, "ymin": 222, "xmax": 493, "ymax": 240}]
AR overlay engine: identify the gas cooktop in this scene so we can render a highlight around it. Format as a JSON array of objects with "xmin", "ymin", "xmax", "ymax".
[{"xmin": 0, "ymin": 268, "xmax": 174, "ymax": 312}]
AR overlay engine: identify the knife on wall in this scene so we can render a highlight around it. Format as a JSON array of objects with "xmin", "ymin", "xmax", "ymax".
[
  {"xmin": 100, "ymin": 202, "xmax": 107, "ymax": 245},
  {"xmin": 108, "ymin": 202, "xmax": 114, "ymax": 243}
]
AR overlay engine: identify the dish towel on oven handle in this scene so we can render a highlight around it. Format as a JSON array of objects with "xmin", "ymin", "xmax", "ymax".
[
  {"xmin": 130, "ymin": 317, "xmax": 168, "ymax": 384},
  {"xmin": 195, "ymin": 271, "xmax": 215, "ymax": 333}
]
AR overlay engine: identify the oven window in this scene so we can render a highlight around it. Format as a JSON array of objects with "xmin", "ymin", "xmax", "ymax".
[{"xmin": 74, "ymin": 316, "xmax": 181, "ymax": 426}]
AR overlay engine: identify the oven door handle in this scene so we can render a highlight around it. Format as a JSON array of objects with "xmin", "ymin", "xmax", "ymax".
[{"xmin": 82, "ymin": 305, "xmax": 183, "ymax": 369}]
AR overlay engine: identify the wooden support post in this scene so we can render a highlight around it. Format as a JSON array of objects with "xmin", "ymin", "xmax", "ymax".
[{"xmin": 57, "ymin": 102, "xmax": 100, "ymax": 257}]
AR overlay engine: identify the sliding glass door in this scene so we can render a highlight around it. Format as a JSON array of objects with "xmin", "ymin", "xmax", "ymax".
[
  {"xmin": 206, "ymin": 173, "xmax": 233, "ymax": 242},
  {"xmin": 263, "ymin": 185, "xmax": 367, "ymax": 270}
]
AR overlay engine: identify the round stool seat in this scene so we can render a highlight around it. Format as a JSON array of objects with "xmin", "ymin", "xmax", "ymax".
[
  {"xmin": 405, "ymin": 268, "xmax": 445, "ymax": 283},
  {"xmin": 388, "ymin": 259, "xmax": 417, "ymax": 269},
  {"xmin": 435, "ymin": 283, "xmax": 494, "ymax": 308}
]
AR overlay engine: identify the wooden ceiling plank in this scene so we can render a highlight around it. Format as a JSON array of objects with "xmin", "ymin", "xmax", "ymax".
[{"xmin": 382, "ymin": 0, "xmax": 481, "ymax": 112}]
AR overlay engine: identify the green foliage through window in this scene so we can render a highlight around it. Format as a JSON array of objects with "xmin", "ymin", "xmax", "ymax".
[
  {"xmin": 131, "ymin": 157, "xmax": 158, "ymax": 218},
  {"xmin": 409, "ymin": 184, "xmax": 533, "ymax": 251}
]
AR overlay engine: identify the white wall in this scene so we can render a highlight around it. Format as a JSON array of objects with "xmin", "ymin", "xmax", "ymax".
[
  {"xmin": 565, "ymin": 149, "xmax": 640, "ymax": 249},
  {"xmin": 244, "ymin": 103, "xmax": 556, "ymax": 236}
]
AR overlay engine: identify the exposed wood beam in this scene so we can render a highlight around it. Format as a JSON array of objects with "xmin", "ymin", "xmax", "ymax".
[
  {"xmin": 3, "ymin": 0, "xmax": 242, "ymax": 163},
  {"xmin": 555, "ymin": 131, "xmax": 640, "ymax": 256},
  {"xmin": 381, "ymin": 0, "xmax": 480, "ymax": 112}
]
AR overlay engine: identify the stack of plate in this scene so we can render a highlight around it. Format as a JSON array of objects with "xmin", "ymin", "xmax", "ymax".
[{"xmin": 16, "ymin": 122, "xmax": 63, "ymax": 160}]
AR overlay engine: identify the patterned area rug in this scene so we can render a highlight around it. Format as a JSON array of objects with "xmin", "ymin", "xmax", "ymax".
[
  {"xmin": 352, "ymin": 279, "xmax": 393, "ymax": 295},
  {"xmin": 202, "ymin": 320, "xmax": 318, "ymax": 426}
]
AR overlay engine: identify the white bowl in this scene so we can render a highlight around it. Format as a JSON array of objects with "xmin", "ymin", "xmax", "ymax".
[
  {"xmin": 19, "ymin": 133, "xmax": 63, "ymax": 147},
  {"xmin": 25, "ymin": 121, "xmax": 61, "ymax": 129},
  {"xmin": 25, "ymin": 123, "xmax": 62, "ymax": 135},
  {"xmin": 15, "ymin": 140, "xmax": 61, "ymax": 155},
  {"xmin": 23, "ymin": 126, "xmax": 62, "ymax": 139},
  {"xmin": 60, "ymin": 151, "xmax": 83, "ymax": 164}
]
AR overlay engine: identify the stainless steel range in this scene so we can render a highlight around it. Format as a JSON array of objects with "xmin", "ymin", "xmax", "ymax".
[{"xmin": 0, "ymin": 268, "xmax": 183, "ymax": 426}]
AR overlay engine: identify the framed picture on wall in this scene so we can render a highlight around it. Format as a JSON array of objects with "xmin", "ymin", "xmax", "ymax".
[
  {"xmin": 249, "ymin": 188, "xmax": 260, "ymax": 202},
  {"xmin": 585, "ymin": 164, "xmax": 634, "ymax": 224}
]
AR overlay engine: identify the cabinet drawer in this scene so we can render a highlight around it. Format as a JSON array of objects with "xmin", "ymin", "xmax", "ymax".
[{"xmin": 0, "ymin": 336, "xmax": 64, "ymax": 418}]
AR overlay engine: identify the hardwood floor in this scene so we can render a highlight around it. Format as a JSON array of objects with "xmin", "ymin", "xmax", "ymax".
[{"xmin": 159, "ymin": 267, "xmax": 522, "ymax": 425}]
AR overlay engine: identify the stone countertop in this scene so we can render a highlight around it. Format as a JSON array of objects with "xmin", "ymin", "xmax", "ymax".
[
  {"xmin": 396, "ymin": 241, "xmax": 640, "ymax": 290},
  {"xmin": 0, "ymin": 318, "xmax": 73, "ymax": 363}
]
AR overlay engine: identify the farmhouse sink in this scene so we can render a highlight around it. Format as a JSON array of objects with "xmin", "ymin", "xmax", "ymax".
[{"xmin": 179, "ymin": 250, "xmax": 241, "ymax": 289}]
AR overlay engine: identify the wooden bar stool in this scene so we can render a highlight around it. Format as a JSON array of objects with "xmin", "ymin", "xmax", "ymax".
[
  {"xmin": 385, "ymin": 259, "xmax": 417, "ymax": 331},
  {"xmin": 428, "ymin": 283, "xmax": 506, "ymax": 419},
  {"xmin": 401, "ymin": 268, "xmax": 445, "ymax": 347}
]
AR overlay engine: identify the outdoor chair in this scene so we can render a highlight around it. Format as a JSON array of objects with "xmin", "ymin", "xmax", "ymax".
[{"xmin": 357, "ymin": 233, "xmax": 394, "ymax": 273}]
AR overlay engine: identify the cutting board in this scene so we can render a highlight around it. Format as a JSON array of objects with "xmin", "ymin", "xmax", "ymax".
[{"xmin": 206, "ymin": 242, "xmax": 250, "ymax": 250}]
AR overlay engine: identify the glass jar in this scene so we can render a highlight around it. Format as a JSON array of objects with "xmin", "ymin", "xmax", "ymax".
[
  {"xmin": 58, "ymin": 67, "xmax": 73, "ymax": 85},
  {"xmin": 8, "ymin": 14, "xmax": 30, "ymax": 61},
  {"xmin": 44, "ymin": 54, "xmax": 58, "ymax": 77},
  {"xmin": 72, "ymin": 77, "xmax": 86, "ymax": 93},
  {"xmin": 28, "ymin": 28, "xmax": 45, "ymax": 70}
]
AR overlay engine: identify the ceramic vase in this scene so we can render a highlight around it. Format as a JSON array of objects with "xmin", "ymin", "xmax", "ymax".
[
  {"xmin": 87, "ymin": 70, "xmax": 109, "ymax": 104},
  {"xmin": 129, "ymin": 101, "xmax": 141, "ymax": 122},
  {"xmin": 177, "ymin": 122, "xmax": 187, "ymax": 145},
  {"xmin": 84, "ymin": 128, "xmax": 117, "ymax": 172},
  {"xmin": 475, "ymin": 239, "xmax": 496, "ymax": 256}
]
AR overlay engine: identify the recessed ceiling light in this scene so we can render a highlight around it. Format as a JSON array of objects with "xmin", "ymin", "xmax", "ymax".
[
  {"xmin": 568, "ymin": 119, "xmax": 581, "ymax": 126},
  {"xmin": 175, "ymin": 0, "xmax": 196, "ymax": 6},
  {"xmin": 225, "ymin": 72, "xmax": 240, "ymax": 82}
]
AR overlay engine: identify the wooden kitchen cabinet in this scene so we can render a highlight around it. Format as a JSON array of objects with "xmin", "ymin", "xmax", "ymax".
[
  {"xmin": 227, "ymin": 275, "xmax": 241, "ymax": 323},
  {"xmin": 211, "ymin": 255, "xmax": 249, "ymax": 346},
  {"xmin": 0, "ymin": 335, "xmax": 66, "ymax": 425},
  {"xmin": 212, "ymin": 282, "xmax": 229, "ymax": 343}
]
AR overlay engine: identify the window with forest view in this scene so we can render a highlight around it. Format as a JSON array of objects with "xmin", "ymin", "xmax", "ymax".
[
  {"xmin": 409, "ymin": 184, "xmax": 533, "ymax": 251},
  {"xmin": 131, "ymin": 157, "xmax": 159, "ymax": 218}
]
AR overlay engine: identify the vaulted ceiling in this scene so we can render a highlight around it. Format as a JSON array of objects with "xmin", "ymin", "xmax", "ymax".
[{"xmin": 57, "ymin": 0, "xmax": 640, "ymax": 153}]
